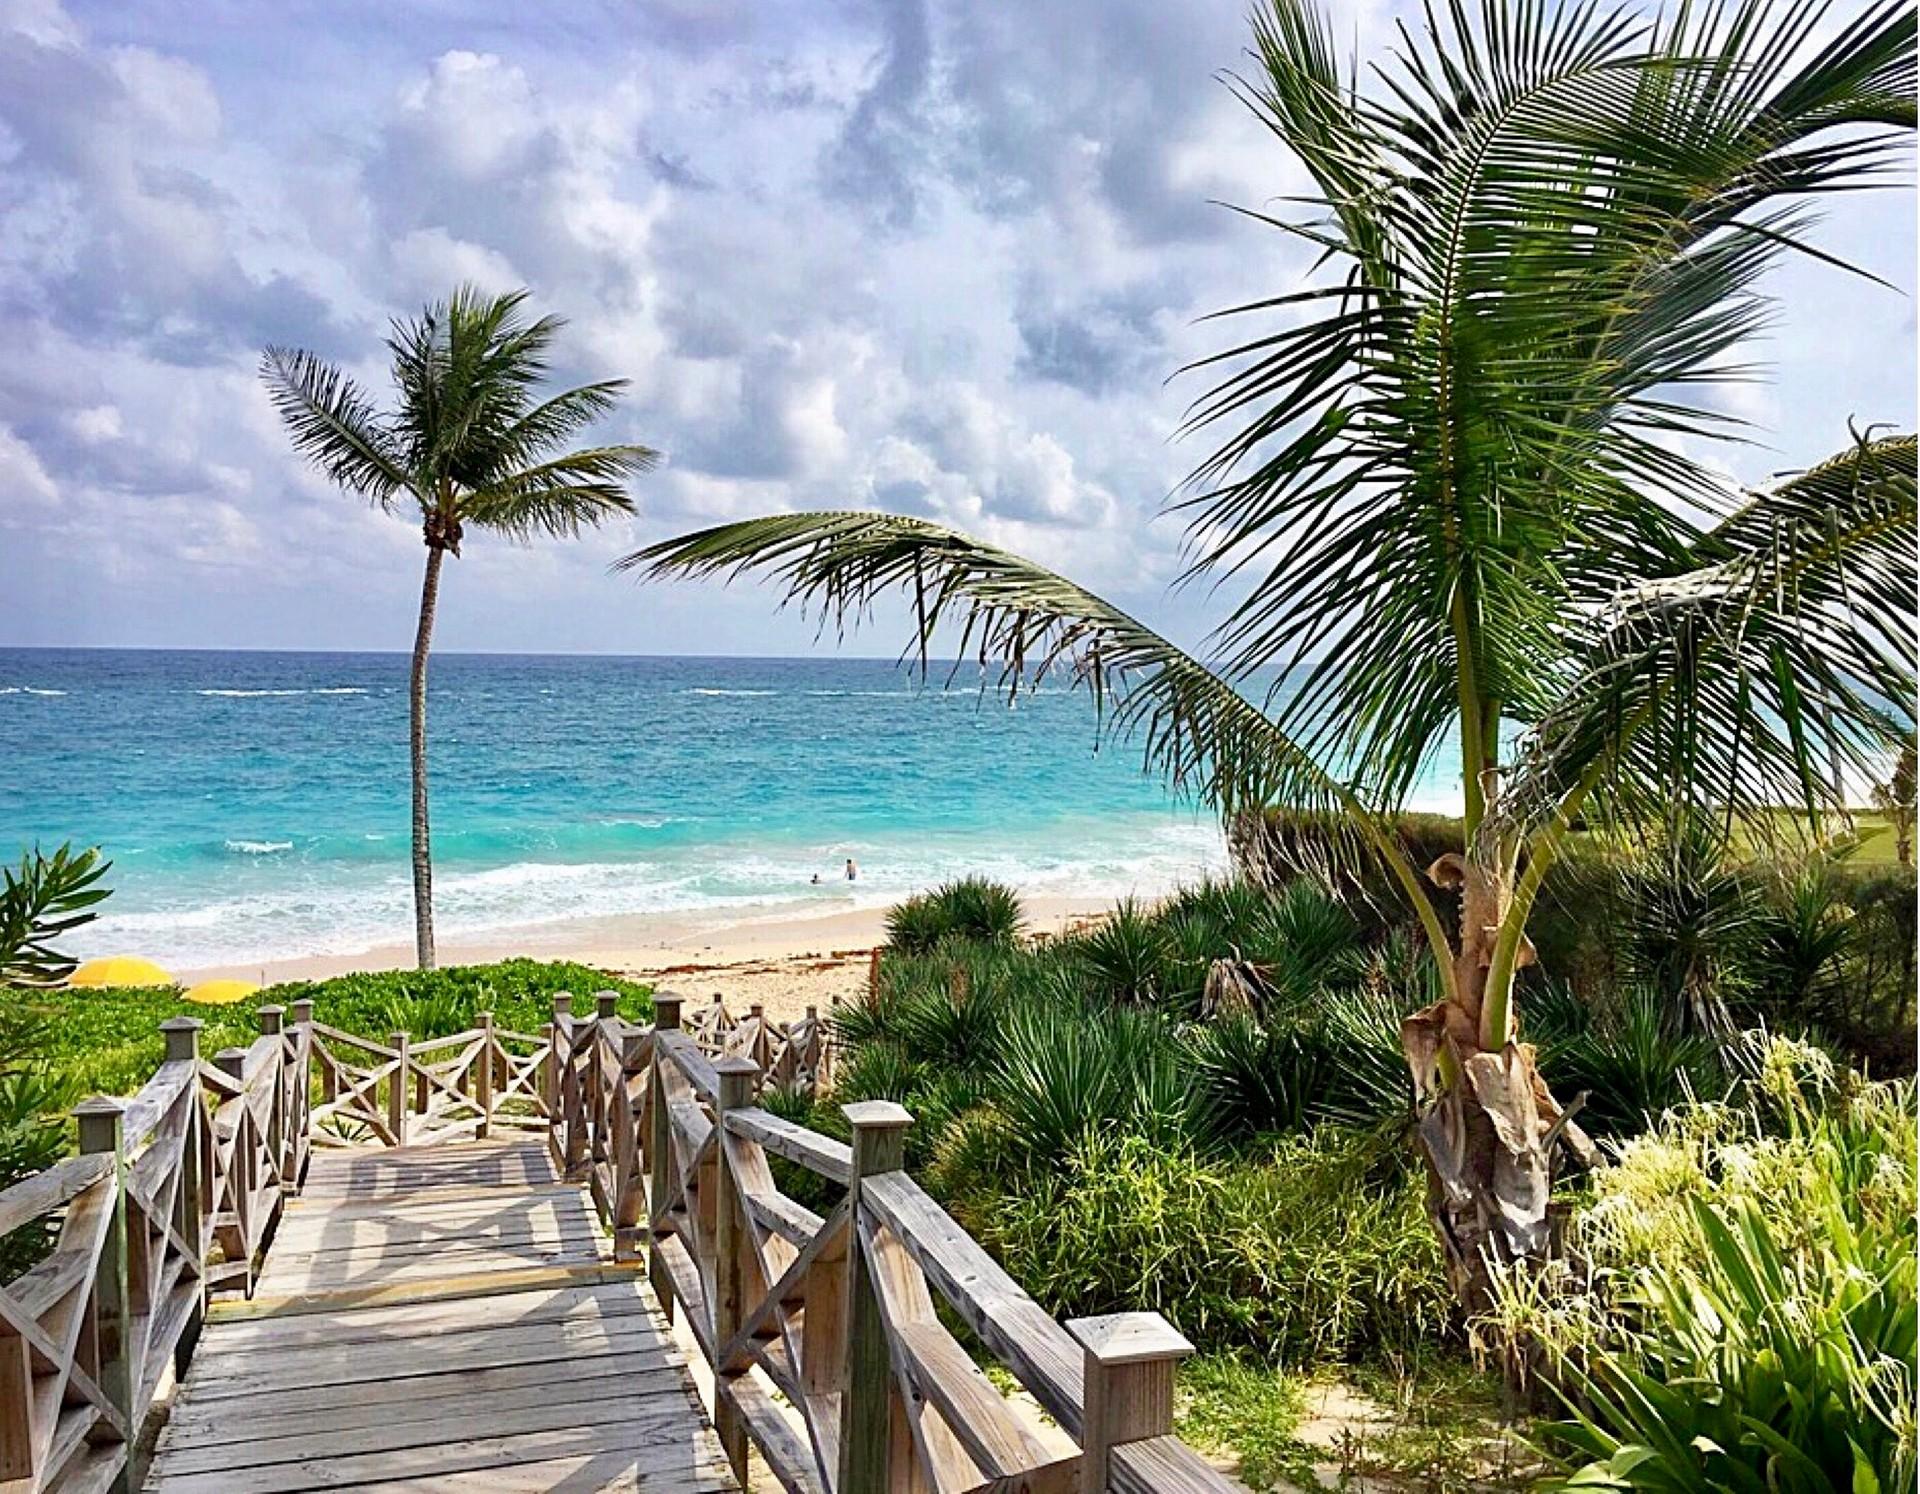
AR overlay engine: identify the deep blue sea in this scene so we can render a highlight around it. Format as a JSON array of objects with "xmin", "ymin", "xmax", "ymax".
[{"xmin": 1, "ymin": 649, "xmax": 1245, "ymax": 969}]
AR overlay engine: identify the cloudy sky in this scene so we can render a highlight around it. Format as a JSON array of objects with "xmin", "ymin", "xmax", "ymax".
[{"xmin": 0, "ymin": 0, "xmax": 1911, "ymax": 656}]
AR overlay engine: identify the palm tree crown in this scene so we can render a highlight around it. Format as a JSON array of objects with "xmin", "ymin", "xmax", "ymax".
[{"xmin": 263, "ymin": 286, "xmax": 657, "ymax": 556}]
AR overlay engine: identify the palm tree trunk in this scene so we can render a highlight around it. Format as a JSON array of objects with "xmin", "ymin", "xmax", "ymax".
[{"xmin": 410, "ymin": 545, "xmax": 444, "ymax": 971}]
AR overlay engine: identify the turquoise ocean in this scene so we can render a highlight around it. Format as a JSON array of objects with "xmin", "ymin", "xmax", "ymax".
[{"xmin": 0, "ymin": 649, "xmax": 1466, "ymax": 971}]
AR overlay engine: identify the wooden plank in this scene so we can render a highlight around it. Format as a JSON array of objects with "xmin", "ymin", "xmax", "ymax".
[
  {"xmin": 260, "ymin": 1217, "xmax": 591, "ymax": 1265},
  {"xmin": 211, "ymin": 1260, "xmax": 644, "ymax": 1319},
  {"xmin": 0, "ymin": 1152, "xmax": 111, "ymax": 1237},
  {"xmin": 1113, "ymin": 1434, "xmax": 1245, "ymax": 1494},
  {"xmin": 201, "ymin": 1280, "xmax": 656, "ymax": 1353},
  {"xmin": 352, "ymin": 1459, "xmax": 737, "ymax": 1493},
  {"xmin": 725, "ymin": 1372, "xmax": 827, "ymax": 1494},
  {"xmin": 257, "ymin": 1245, "xmax": 607, "ymax": 1295},
  {"xmin": 146, "ymin": 1417, "xmax": 733, "ymax": 1493},
  {"xmin": 745, "ymin": 1189, "xmax": 827, "ymax": 1248},
  {"xmin": 183, "ymin": 1312, "xmax": 672, "ymax": 1396},
  {"xmin": 159, "ymin": 1359, "xmax": 698, "ymax": 1451}
]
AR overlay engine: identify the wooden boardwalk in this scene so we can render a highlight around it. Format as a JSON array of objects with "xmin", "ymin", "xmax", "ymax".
[
  {"xmin": 143, "ymin": 1138, "xmax": 738, "ymax": 1493},
  {"xmin": 2, "ymin": 997, "xmax": 1238, "ymax": 1494}
]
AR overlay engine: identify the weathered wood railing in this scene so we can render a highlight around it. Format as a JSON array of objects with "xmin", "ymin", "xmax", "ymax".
[
  {"xmin": 3, "ymin": 984, "xmax": 1234, "ymax": 1492},
  {"xmin": 552, "ymin": 990, "xmax": 1246, "ymax": 1494},
  {"xmin": 0, "ymin": 1003, "xmax": 310, "ymax": 1493},
  {"xmin": 306, "ymin": 1014, "xmax": 550, "ymax": 1148}
]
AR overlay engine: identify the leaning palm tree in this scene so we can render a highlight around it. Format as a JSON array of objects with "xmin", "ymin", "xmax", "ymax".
[
  {"xmin": 632, "ymin": 0, "xmax": 1916, "ymax": 1311},
  {"xmin": 264, "ymin": 287, "xmax": 657, "ymax": 969}
]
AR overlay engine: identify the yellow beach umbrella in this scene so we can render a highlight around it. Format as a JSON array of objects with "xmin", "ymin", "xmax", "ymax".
[
  {"xmin": 70, "ymin": 956, "xmax": 174, "ymax": 989},
  {"xmin": 183, "ymin": 979, "xmax": 261, "ymax": 1007}
]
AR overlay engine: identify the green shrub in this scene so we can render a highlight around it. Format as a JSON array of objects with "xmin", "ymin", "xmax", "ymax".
[
  {"xmin": 24, "ymin": 959, "xmax": 650, "ymax": 1101},
  {"xmin": 1175, "ymin": 1355, "xmax": 1312, "ymax": 1491},
  {"xmin": 1530, "ymin": 983, "xmax": 1731, "ymax": 1137},
  {"xmin": 993, "ymin": 999, "xmax": 1202, "ymax": 1162},
  {"xmin": 884, "ymin": 877, "xmax": 1024, "ymax": 953},
  {"xmin": 1484, "ymin": 1039, "xmax": 1917, "ymax": 1488},
  {"xmin": 1067, "ymin": 900, "xmax": 1170, "ymax": 1006},
  {"xmin": 976, "ymin": 1128, "xmax": 1450, "ymax": 1364},
  {"xmin": 1547, "ymin": 1191, "xmax": 1916, "ymax": 1492}
]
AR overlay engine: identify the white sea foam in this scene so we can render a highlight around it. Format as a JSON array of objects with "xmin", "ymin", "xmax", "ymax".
[
  {"xmin": 194, "ymin": 686, "xmax": 367, "ymax": 698},
  {"xmin": 224, "ymin": 839, "xmax": 293, "ymax": 855},
  {"xmin": 687, "ymin": 688, "xmax": 779, "ymax": 697},
  {"xmin": 76, "ymin": 816, "xmax": 1229, "ymax": 970},
  {"xmin": 3, "ymin": 686, "xmax": 69, "ymax": 696}
]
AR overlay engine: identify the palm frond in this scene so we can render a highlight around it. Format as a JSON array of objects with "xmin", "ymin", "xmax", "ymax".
[
  {"xmin": 1175, "ymin": 0, "xmax": 1915, "ymax": 822},
  {"xmin": 259, "ymin": 346, "xmax": 408, "ymax": 506},
  {"xmin": 1497, "ymin": 431, "xmax": 1918, "ymax": 846},
  {"xmin": 626, "ymin": 511, "xmax": 1361, "ymax": 823},
  {"xmin": 466, "ymin": 445, "xmax": 655, "ymax": 541}
]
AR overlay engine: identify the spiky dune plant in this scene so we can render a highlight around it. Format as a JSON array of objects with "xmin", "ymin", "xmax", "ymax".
[
  {"xmin": 631, "ymin": 1, "xmax": 1917, "ymax": 1311},
  {"xmin": 264, "ymin": 288, "xmax": 657, "ymax": 969}
]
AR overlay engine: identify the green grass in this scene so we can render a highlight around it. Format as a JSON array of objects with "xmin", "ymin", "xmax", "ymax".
[
  {"xmin": 1176, "ymin": 1355, "xmax": 1314, "ymax": 1491},
  {"xmin": 21, "ymin": 959, "xmax": 651, "ymax": 1101}
]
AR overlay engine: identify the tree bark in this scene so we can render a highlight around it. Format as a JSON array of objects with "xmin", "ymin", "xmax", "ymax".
[
  {"xmin": 409, "ymin": 544, "xmax": 444, "ymax": 971},
  {"xmin": 1402, "ymin": 851, "xmax": 1591, "ymax": 1323}
]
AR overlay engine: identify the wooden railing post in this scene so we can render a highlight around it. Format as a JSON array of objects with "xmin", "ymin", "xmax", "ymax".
[
  {"xmin": 613, "ymin": 1023, "xmax": 650, "ymax": 1262},
  {"xmin": 711, "ymin": 1055, "xmax": 759, "ymax": 1484},
  {"xmin": 592, "ymin": 992, "xmax": 620, "ymax": 1168},
  {"xmin": 256, "ymin": 1005, "xmax": 285, "ymax": 1183},
  {"xmin": 214, "ymin": 1046, "xmax": 251, "ymax": 1234},
  {"xmin": 75, "ymin": 1097, "xmax": 134, "ymax": 1492},
  {"xmin": 548, "ymin": 992, "xmax": 573, "ymax": 1113},
  {"xmin": 476, "ymin": 1011, "xmax": 495, "ymax": 1140},
  {"xmin": 388, "ymin": 1032, "xmax": 409, "ymax": 1148},
  {"xmin": 288, "ymin": 1000, "xmax": 313, "ymax": 1183},
  {"xmin": 837, "ymin": 1099, "xmax": 913, "ymax": 1494},
  {"xmin": 554, "ymin": 993, "xmax": 590, "ymax": 1177},
  {"xmin": 159, "ymin": 1016, "xmax": 206, "ymax": 1375},
  {"xmin": 1068, "ymin": 1313, "xmax": 1195, "ymax": 1492},
  {"xmin": 647, "ymin": 992, "xmax": 682, "ymax": 1315}
]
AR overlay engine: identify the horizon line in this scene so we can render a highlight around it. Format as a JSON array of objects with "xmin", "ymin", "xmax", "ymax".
[{"xmin": 0, "ymin": 643, "xmax": 925, "ymax": 663}]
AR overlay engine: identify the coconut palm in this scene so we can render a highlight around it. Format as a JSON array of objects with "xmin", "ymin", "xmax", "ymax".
[
  {"xmin": 628, "ymin": 0, "xmax": 1915, "ymax": 1309},
  {"xmin": 264, "ymin": 287, "xmax": 657, "ymax": 969}
]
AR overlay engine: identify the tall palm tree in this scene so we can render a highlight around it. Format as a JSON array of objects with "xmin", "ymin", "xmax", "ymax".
[
  {"xmin": 630, "ymin": 0, "xmax": 1916, "ymax": 1311},
  {"xmin": 264, "ymin": 287, "xmax": 657, "ymax": 970}
]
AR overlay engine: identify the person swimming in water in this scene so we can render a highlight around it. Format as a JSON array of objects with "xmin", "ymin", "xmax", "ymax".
[
  {"xmin": 845, "ymin": 858, "xmax": 858, "ymax": 882},
  {"xmin": 809, "ymin": 872, "xmax": 821, "ymax": 885}
]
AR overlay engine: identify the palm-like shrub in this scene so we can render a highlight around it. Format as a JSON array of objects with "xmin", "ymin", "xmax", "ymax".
[
  {"xmin": 1188, "ymin": 1014, "xmax": 1327, "ymax": 1137},
  {"xmin": 1531, "ymin": 984, "xmax": 1731, "ymax": 1138},
  {"xmin": 635, "ymin": 0, "xmax": 1917, "ymax": 1310},
  {"xmin": 1069, "ymin": 901, "xmax": 1172, "ymax": 1007},
  {"xmin": 263, "ymin": 288, "xmax": 656, "ymax": 970},
  {"xmin": 884, "ymin": 877, "xmax": 1024, "ymax": 954},
  {"xmin": 993, "ymin": 999, "xmax": 1201, "ymax": 1162},
  {"xmin": 1, "ymin": 844, "xmax": 109, "ymax": 988},
  {"xmin": 1, "ymin": 842, "xmax": 110, "ymax": 1279}
]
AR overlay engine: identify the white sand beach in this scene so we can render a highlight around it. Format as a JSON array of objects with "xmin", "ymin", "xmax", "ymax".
[{"xmin": 173, "ymin": 892, "xmax": 1116, "ymax": 1023}]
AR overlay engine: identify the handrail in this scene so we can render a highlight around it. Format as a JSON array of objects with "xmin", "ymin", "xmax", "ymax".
[
  {"xmin": 554, "ymin": 988, "xmax": 1247, "ymax": 1494},
  {"xmin": 0, "ymin": 1003, "xmax": 311, "ymax": 1493}
]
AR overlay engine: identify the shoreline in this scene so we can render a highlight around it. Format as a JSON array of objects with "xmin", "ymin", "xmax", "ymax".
[{"xmin": 173, "ymin": 892, "xmax": 1118, "ymax": 1023}]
